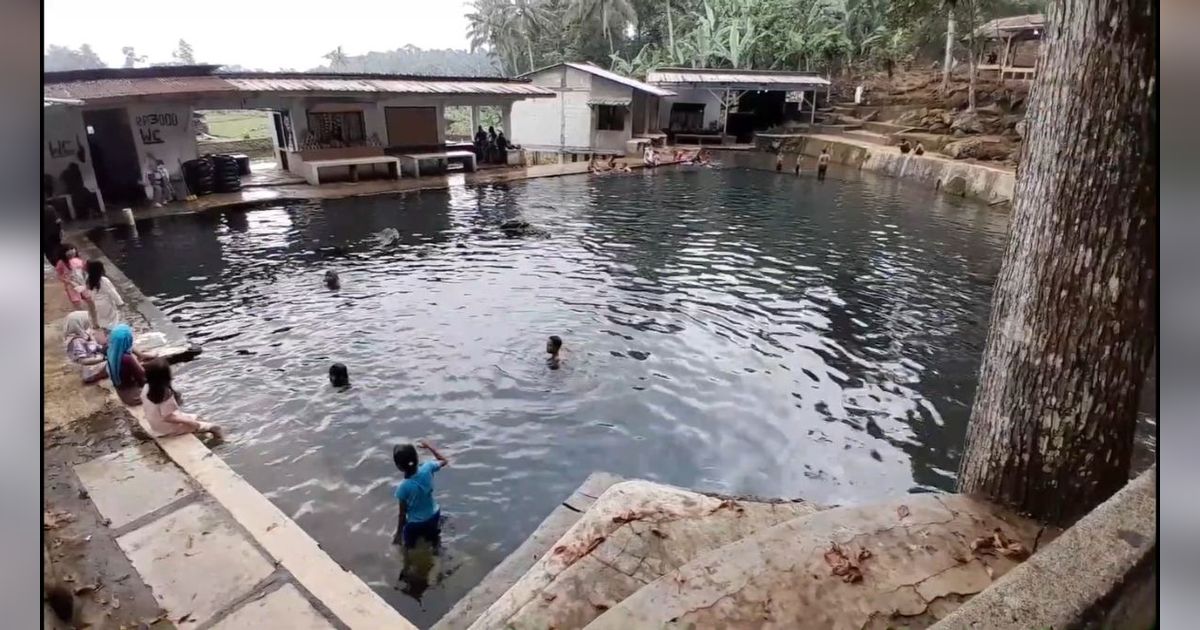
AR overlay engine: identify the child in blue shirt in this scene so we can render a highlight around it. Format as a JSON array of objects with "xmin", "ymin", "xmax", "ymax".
[{"xmin": 393, "ymin": 440, "xmax": 449, "ymax": 549}]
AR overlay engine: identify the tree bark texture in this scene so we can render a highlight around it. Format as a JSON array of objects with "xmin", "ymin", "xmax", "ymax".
[
  {"xmin": 956, "ymin": 0, "xmax": 1157, "ymax": 526},
  {"xmin": 942, "ymin": 11, "xmax": 956, "ymax": 93}
]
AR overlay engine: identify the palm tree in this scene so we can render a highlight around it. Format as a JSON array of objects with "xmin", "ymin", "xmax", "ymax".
[
  {"xmin": 513, "ymin": 0, "xmax": 553, "ymax": 72},
  {"xmin": 567, "ymin": 0, "xmax": 637, "ymax": 55},
  {"xmin": 467, "ymin": 0, "xmax": 522, "ymax": 75}
]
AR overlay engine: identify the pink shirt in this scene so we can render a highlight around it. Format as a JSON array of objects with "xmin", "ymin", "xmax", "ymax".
[
  {"xmin": 56, "ymin": 258, "xmax": 86, "ymax": 303},
  {"xmin": 140, "ymin": 389, "xmax": 200, "ymax": 437}
]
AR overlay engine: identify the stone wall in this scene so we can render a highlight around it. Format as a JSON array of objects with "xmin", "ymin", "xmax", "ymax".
[
  {"xmin": 196, "ymin": 137, "xmax": 275, "ymax": 159},
  {"xmin": 747, "ymin": 135, "xmax": 1014, "ymax": 205}
]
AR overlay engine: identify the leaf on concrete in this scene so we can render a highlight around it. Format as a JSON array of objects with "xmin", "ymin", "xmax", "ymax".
[
  {"xmin": 857, "ymin": 548, "xmax": 872, "ymax": 561},
  {"xmin": 650, "ymin": 528, "xmax": 668, "ymax": 539},
  {"xmin": 970, "ymin": 535, "xmax": 995, "ymax": 554},
  {"xmin": 824, "ymin": 543, "xmax": 866, "ymax": 583},
  {"xmin": 43, "ymin": 510, "xmax": 76, "ymax": 530},
  {"xmin": 998, "ymin": 541, "xmax": 1030, "ymax": 560},
  {"xmin": 74, "ymin": 583, "xmax": 99, "ymax": 595},
  {"xmin": 897, "ymin": 504, "xmax": 911, "ymax": 520}
]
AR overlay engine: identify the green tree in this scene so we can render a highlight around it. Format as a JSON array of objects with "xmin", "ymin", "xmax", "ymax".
[
  {"xmin": 173, "ymin": 39, "xmax": 196, "ymax": 65},
  {"xmin": 323, "ymin": 46, "xmax": 349, "ymax": 70},
  {"xmin": 121, "ymin": 46, "xmax": 146, "ymax": 68},
  {"xmin": 44, "ymin": 44, "xmax": 107, "ymax": 71},
  {"xmin": 568, "ymin": 0, "xmax": 638, "ymax": 55}
]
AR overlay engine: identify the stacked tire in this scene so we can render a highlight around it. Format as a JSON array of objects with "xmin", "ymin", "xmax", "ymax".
[
  {"xmin": 181, "ymin": 157, "xmax": 215, "ymax": 197},
  {"xmin": 211, "ymin": 154, "xmax": 242, "ymax": 193}
]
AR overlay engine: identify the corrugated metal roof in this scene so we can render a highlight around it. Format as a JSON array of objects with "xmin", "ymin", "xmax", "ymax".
[
  {"xmin": 561, "ymin": 63, "xmax": 675, "ymax": 97},
  {"xmin": 43, "ymin": 97, "xmax": 85, "ymax": 107},
  {"xmin": 976, "ymin": 14, "xmax": 1045, "ymax": 37},
  {"xmin": 43, "ymin": 75, "xmax": 239, "ymax": 101},
  {"xmin": 647, "ymin": 68, "xmax": 831, "ymax": 90},
  {"xmin": 42, "ymin": 70, "xmax": 555, "ymax": 103},
  {"xmin": 224, "ymin": 77, "xmax": 553, "ymax": 96},
  {"xmin": 587, "ymin": 97, "xmax": 632, "ymax": 107}
]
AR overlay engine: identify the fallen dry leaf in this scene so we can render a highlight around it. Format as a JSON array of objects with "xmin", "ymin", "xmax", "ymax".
[
  {"xmin": 823, "ymin": 543, "xmax": 866, "ymax": 583},
  {"xmin": 998, "ymin": 541, "xmax": 1030, "ymax": 560},
  {"xmin": 74, "ymin": 583, "xmax": 99, "ymax": 595},
  {"xmin": 650, "ymin": 528, "xmax": 668, "ymax": 539},
  {"xmin": 897, "ymin": 504, "xmax": 911, "ymax": 520},
  {"xmin": 970, "ymin": 535, "xmax": 995, "ymax": 554},
  {"xmin": 857, "ymin": 548, "xmax": 872, "ymax": 562},
  {"xmin": 177, "ymin": 612, "xmax": 192, "ymax": 624},
  {"xmin": 542, "ymin": 592, "xmax": 557, "ymax": 602},
  {"xmin": 111, "ymin": 594, "xmax": 120, "ymax": 609},
  {"xmin": 43, "ymin": 510, "xmax": 76, "ymax": 530}
]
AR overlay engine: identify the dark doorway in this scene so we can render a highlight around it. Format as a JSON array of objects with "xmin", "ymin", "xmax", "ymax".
[
  {"xmin": 735, "ymin": 90, "xmax": 787, "ymax": 134},
  {"xmin": 84, "ymin": 108, "xmax": 143, "ymax": 208},
  {"xmin": 667, "ymin": 103, "xmax": 705, "ymax": 133},
  {"xmin": 272, "ymin": 111, "xmax": 290, "ymax": 170}
]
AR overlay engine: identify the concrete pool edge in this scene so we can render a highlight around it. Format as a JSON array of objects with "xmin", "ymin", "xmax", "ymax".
[
  {"xmin": 432, "ymin": 472, "xmax": 624, "ymax": 630},
  {"xmin": 62, "ymin": 244, "xmax": 418, "ymax": 629}
]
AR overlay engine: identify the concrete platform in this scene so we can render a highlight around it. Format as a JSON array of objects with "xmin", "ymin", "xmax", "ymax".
[
  {"xmin": 74, "ymin": 443, "xmax": 194, "ymax": 529},
  {"xmin": 210, "ymin": 583, "xmax": 335, "ymax": 630},
  {"xmin": 116, "ymin": 500, "xmax": 276, "ymax": 627},
  {"xmin": 433, "ymin": 472, "xmax": 623, "ymax": 630}
]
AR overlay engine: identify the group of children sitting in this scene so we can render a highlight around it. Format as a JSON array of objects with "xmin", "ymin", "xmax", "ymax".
[{"xmin": 55, "ymin": 242, "xmax": 223, "ymax": 440}]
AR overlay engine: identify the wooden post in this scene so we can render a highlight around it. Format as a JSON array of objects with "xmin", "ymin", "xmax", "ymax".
[
  {"xmin": 1001, "ymin": 36, "xmax": 1013, "ymax": 82},
  {"xmin": 810, "ymin": 90, "xmax": 816, "ymax": 125},
  {"xmin": 470, "ymin": 105, "xmax": 480, "ymax": 132}
]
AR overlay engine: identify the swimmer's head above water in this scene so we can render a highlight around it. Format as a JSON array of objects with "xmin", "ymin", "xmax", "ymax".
[
  {"xmin": 325, "ymin": 270, "xmax": 340, "ymax": 289},
  {"xmin": 329, "ymin": 362, "xmax": 349, "ymax": 388},
  {"xmin": 546, "ymin": 335, "xmax": 563, "ymax": 357}
]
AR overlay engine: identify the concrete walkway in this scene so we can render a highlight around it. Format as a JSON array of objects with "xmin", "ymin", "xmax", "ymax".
[{"xmin": 44, "ymin": 265, "xmax": 415, "ymax": 629}]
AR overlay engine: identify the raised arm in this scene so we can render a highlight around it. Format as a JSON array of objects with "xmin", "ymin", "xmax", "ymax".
[{"xmin": 417, "ymin": 440, "xmax": 449, "ymax": 468}]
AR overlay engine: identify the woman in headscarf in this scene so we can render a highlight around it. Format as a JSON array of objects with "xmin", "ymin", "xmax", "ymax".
[
  {"xmin": 63, "ymin": 311, "xmax": 107, "ymax": 383},
  {"xmin": 141, "ymin": 359, "xmax": 223, "ymax": 439},
  {"xmin": 106, "ymin": 324, "xmax": 146, "ymax": 406}
]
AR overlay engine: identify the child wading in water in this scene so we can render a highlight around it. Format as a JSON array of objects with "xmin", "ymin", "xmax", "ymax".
[{"xmin": 393, "ymin": 440, "xmax": 449, "ymax": 550}]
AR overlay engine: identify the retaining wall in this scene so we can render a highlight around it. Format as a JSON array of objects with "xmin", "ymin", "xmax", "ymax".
[
  {"xmin": 751, "ymin": 134, "xmax": 1015, "ymax": 205},
  {"xmin": 197, "ymin": 137, "xmax": 275, "ymax": 159}
]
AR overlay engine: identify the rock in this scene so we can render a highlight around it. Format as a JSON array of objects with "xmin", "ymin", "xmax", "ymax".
[
  {"xmin": 942, "ymin": 137, "xmax": 1014, "ymax": 161},
  {"xmin": 941, "ymin": 176, "xmax": 968, "ymax": 196},
  {"xmin": 950, "ymin": 111, "xmax": 985, "ymax": 135},
  {"xmin": 945, "ymin": 91, "xmax": 969, "ymax": 110}
]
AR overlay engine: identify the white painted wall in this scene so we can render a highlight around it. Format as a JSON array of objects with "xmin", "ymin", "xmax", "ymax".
[
  {"xmin": 43, "ymin": 106, "xmax": 105, "ymax": 212},
  {"xmin": 126, "ymin": 103, "xmax": 197, "ymax": 182},
  {"xmin": 511, "ymin": 65, "xmax": 641, "ymax": 153},
  {"xmin": 587, "ymin": 71, "xmax": 634, "ymax": 152},
  {"xmin": 657, "ymin": 88, "xmax": 724, "ymax": 131}
]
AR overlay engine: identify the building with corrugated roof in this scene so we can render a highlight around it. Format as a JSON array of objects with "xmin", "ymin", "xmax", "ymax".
[
  {"xmin": 510, "ymin": 62, "xmax": 676, "ymax": 159},
  {"xmin": 42, "ymin": 65, "xmax": 554, "ymax": 216}
]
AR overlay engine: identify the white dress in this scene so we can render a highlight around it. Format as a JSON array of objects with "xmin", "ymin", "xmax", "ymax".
[{"xmin": 84, "ymin": 277, "xmax": 124, "ymax": 330}]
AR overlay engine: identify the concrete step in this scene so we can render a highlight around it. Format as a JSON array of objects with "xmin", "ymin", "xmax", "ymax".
[
  {"xmin": 844, "ymin": 129, "xmax": 891, "ymax": 145},
  {"xmin": 585, "ymin": 494, "xmax": 1043, "ymax": 630},
  {"xmin": 463, "ymin": 480, "xmax": 821, "ymax": 630}
]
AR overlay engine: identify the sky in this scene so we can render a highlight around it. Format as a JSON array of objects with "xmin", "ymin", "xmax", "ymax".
[{"xmin": 44, "ymin": 0, "xmax": 475, "ymax": 70}]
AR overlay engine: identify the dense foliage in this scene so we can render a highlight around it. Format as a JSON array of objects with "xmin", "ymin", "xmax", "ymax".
[{"xmin": 467, "ymin": 0, "xmax": 1043, "ymax": 78}]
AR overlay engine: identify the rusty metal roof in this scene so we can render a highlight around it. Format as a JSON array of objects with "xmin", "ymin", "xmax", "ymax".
[
  {"xmin": 976, "ymin": 14, "xmax": 1045, "ymax": 38},
  {"xmin": 647, "ymin": 68, "xmax": 830, "ymax": 90},
  {"xmin": 42, "ymin": 66, "xmax": 554, "ymax": 103},
  {"xmin": 223, "ymin": 76, "xmax": 552, "ymax": 96}
]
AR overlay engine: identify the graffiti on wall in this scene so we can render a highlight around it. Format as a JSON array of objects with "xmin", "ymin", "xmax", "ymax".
[{"xmin": 135, "ymin": 111, "xmax": 181, "ymax": 145}]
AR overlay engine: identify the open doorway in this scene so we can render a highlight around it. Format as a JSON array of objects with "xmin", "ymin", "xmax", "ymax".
[{"xmin": 83, "ymin": 108, "xmax": 142, "ymax": 208}]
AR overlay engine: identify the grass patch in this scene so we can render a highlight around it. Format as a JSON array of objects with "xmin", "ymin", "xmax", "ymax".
[{"xmin": 200, "ymin": 110, "xmax": 271, "ymax": 140}]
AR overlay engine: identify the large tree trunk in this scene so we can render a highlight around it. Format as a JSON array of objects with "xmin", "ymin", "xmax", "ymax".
[
  {"xmin": 942, "ymin": 10, "xmax": 956, "ymax": 93},
  {"xmin": 956, "ymin": 0, "xmax": 1157, "ymax": 526}
]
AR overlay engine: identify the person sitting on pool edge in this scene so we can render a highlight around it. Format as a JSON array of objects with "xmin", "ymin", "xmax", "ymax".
[
  {"xmin": 546, "ymin": 335, "xmax": 563, "ymax": 370},
  {"xmin": 329, "ymin": 363, "xmax": 350, "ymax": 389},
  {"xmin": 142, "ymin": 358, "xmax": 224, "ymax": 439},
  {"xmin": 393, "ymin": 440, "xmax": 450, "ymax": 549}
]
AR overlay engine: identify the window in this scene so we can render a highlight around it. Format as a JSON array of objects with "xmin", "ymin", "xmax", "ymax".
[
  {"xmin": 305, "ymin": 110, "xmax": 366, "ymax": 146},
  {"xmin": 595, "ymin": 105, "xmax": 625, "ymax": 131}
]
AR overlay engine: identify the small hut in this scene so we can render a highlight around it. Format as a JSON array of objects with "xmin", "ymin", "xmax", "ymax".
[{"xmin": 975, "ymin": 14, "xmax": 1045, "ymax": 80}]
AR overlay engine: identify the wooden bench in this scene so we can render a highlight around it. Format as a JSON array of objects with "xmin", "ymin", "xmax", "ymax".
[
  {"xmin": 396, "ymin": 150, "xmax": 478, "ymax": 178},
  {"xmin": 303, "ymin": 156, "xmax": 401, "ymax": 185}
]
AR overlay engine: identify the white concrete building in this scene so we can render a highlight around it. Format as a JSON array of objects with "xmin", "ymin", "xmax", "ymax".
[
  {"xmin": 510, "ymin": 63, "xmax": 675, "ymax": 157},
  {"xmin": 42, "ymin": 65, "xmax": 554, "ymax": 216}
]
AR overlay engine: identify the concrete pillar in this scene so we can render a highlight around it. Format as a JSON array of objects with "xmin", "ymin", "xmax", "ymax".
[
  {"xmin": 470, "ymin": 105, "xmax": 480, "ymax": 133},
  {"xmin": 500, "ymin": 102, "xmax": 513, "ymax": 136}
]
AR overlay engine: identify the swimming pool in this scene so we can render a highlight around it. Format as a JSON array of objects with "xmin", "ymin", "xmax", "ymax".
[{"xmin": 91, "ymin": 166, "xmax": 1011, "ymax": 625}]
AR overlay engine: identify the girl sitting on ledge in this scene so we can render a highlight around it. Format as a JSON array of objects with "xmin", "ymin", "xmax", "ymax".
[{"xmin": 142, "ymin": 358, "xmax": 224, "ymax": 440}]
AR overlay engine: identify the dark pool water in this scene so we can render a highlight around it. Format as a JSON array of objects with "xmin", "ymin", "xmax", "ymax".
[{"xmin": 92, "ymin": 166, "xmax": 1012, "ymax": 626}]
